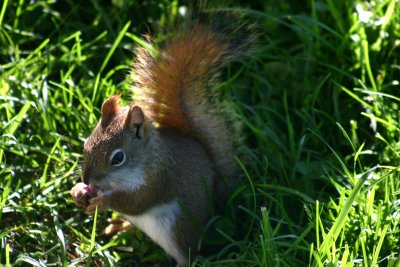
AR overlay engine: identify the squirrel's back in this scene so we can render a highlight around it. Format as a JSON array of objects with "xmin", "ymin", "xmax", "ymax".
[{"xmin": 131, "ymin": 17, "xmax": 252, "ymax": 180}]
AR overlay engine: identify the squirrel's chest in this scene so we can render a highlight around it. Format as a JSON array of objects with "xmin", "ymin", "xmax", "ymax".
[{"xmin": 124, "ymin": 200, "xmax": 186, "ymax": 264}]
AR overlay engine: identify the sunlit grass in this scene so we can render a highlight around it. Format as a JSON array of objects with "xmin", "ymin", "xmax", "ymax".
[{"xmin": 1, "ymin": 0, "xmax": 399, "ymax": 266}]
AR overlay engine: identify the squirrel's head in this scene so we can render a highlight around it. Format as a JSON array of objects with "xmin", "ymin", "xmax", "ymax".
[{"xmin": 82, "ymin": 95, "xmax": 152, "ymax": 191}]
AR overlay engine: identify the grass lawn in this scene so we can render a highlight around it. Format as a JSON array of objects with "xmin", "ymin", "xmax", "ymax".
[{"xmin": 1, "ymin": 0, "xmax": 400, "ymax": 266}]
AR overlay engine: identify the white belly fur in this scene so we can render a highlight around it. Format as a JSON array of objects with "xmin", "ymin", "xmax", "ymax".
[{"xmin": 124, "ymin": 200, "xmax": 187, "ymax": 265}]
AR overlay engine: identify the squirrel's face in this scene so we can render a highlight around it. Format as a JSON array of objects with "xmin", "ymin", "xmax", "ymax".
[{"xmin": 82, "ymin": 95, "xmax": 148, "ymax": 192}]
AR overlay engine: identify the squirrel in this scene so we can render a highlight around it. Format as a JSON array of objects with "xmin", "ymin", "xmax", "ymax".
[{"xmin": 70, "ymin": 15, "xmax": 252, "ymax": 266}]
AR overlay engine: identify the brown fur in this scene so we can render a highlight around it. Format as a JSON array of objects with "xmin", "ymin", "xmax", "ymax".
[
  {"xmin": 133, "ymin": 25, "xmax": 226, "ymax": 132},
  {"xmin": 71, "ymin": 18, "xmax": 251, "ymax": 266},
  {"xmin": 101, "ymin": 95, "xmax": 121, "ymax": 128},
  {"xmin": 132, "ymin": 24, "xmax": 238, "ymax": 178}
]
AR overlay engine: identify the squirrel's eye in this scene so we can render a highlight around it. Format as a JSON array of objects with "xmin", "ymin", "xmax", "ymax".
[{"xmin": 109, "ymin": 149, "xmax": 125, "ymax": 166}]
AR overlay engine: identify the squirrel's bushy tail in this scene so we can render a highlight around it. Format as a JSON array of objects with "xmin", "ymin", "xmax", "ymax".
[{"xmin": 132, "ymin": 15, "xmax": 253, "ymax": 179}]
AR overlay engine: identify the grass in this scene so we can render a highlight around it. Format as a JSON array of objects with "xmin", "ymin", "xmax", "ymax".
[{"xmin": 1, "ymin": 0, "xmax": 400, "ymax": 266}]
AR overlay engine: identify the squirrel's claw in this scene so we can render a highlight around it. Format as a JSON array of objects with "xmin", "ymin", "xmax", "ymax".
[
  {"xmin": 85, "ymin": 190, "xmax": 109, "ymax": 215},
  {"xmin": 85, "ymin": 202, "xmax": 97, "ymax": 215}
]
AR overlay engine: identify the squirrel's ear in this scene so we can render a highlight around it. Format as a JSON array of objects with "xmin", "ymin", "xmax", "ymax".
[
  {"xmin": 125, "ymin": 104, "xmax": 144, "ymax": 138},
  {"xmin": 101, "ymin": 95, "xmax": 120, "ymax": 127}
]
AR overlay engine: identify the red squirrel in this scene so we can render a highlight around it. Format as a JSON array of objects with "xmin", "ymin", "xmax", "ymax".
[{"xmin": 71, "ymin": 17, "xmax": 252, "ymax": 266}]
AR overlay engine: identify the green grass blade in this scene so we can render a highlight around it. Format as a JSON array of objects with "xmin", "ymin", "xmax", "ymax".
[
  {"xmin": 40, "ymin": 136, "xmax": 61, "ymax": 188},
  {"xmin": 334, "ymin": 81, "xmax": 373, "ymax": 110},
  {"xmin": 314, "ymin": 168, "xmax": 374, "ymax": 265},
  {"xmin": 236, "ymin": 157, "xmax": 256, "ymax": 241},
  {"xmin": 25, "ymin": 38, "xmax": 50, "ymax": 62},
  {"xmin": 55, "ymin": 222, "xmax": 67, "ymax": 267},
  {"xmin": 360, "ymin": 33, "xmax": 377, "ymax": 92},
  {"xmin": 5, "ymin": 242, "xmax": 10, "ymax": 267},
  {"xmin": 99, "ymin": 21, "xmax": 131, "ymax": 74},
  {"xmin": 0, "ymin": 101, "xmax": 31, "ymax": 164},
  {"xmin": 0, "ymin": 173, "xmax": 12, "ymax": 222},
  {"xmin": 260, "ymin": 207, "xmax": 276, "ymax": 267},
  {"xmin": 3, "ymin": 101, "xmax": 31, "ymax": 135},
  {"xmin": 0, "ymin": 0, "xmax": 8, "ymax": 28},
  {"xmin": 339, "ymin": 244, "xmax": 351, "ymax": 267},
  {"xmin": 309, "ymin": 128, "xmax": 353, "ymax": 179},
  {"xmin": 87, "ymin": 206, "xmax": 98, "ymax": 267},
  {"xmin": 371, "ymin": 0, "xmax": 396, "ymax": 51},
  {"xmin": 362, "ymin": 112, "xmax": 400, "ymax": 131},
  {"xmin": 371, "ymin": 224, "xmax": 389, "ymax": 266}
]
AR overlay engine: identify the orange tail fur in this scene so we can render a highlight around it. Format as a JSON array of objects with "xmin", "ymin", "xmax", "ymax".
[{"xmin": 131, "ymin": 19, "xmax": 252, "ymax": 177}]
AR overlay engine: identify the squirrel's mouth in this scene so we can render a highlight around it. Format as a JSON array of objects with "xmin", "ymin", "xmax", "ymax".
[
  {"xmin": 89, "ymin": 180, "xmax": 111, "ymax": 191},
  {"xmin": 89, "ymin": 183, "xmax": 104, "ymax": 191},
  {"xmin": 90, "ymin": 184, "xmax": 100, "ymax": 190}
]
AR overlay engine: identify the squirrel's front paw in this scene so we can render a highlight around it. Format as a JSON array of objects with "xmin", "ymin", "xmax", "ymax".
[
  {"xmin": 86, "ymin": 190, "xmax": 110, "ymax": 215},
  {"xmin": 70, "ymin": 182, "xmax": 97, "ymax": 207}
]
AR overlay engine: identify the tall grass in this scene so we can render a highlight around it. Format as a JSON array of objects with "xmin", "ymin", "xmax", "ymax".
[{"xmin": 1, "ymin": 0, "xmax": 399, "ymax": 266}]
